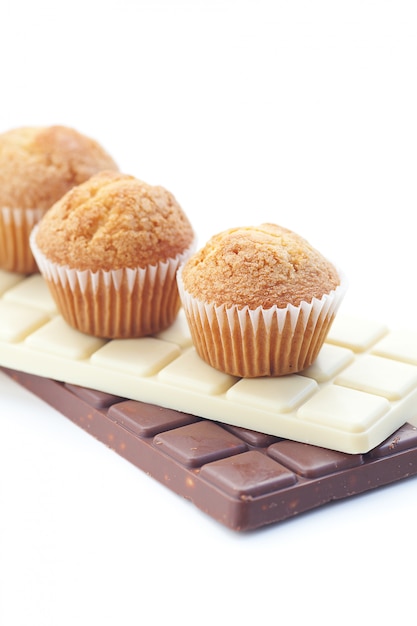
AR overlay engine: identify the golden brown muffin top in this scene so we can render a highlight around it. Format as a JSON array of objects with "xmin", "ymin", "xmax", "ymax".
[
  {"xmin": 34, "ymin": 170, "xmax": 195, "ymax": 271},
  {"xmin": 0, "ymin": 125, "xmax": 118, "ymax": 210},
  {"xmin": 181, "ymin": 223, "xmax": 340, "ymax": 309}
]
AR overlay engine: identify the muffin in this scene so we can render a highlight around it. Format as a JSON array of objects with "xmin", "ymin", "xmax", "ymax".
[
  {"xmin": 177, "ymin": 223, "xmax": 346, "ymax": 377},
  {"xmin": 30, "ymin": 170, "xmax": 195, "ymax": 338},
  {"xmin": 0, "ymin": 125, "xmax": 118, "ymax": 273}
]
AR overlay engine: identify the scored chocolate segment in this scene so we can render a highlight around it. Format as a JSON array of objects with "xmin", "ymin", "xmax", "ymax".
[
  {"xmin": 200, "ymin": 451, "xmax": 298, "ymax": 498},
  {"xmin": 267, "ymin": 440, "xmax": 363, "ymax": 478},
  {"xmin": 153, "ymin": 421, "xmax": 248, "ymax": 468},
  {"xmin": 3, "ymin": 366, "xmax": 417, "ymax": 531},
  {"xmin": 108, "ymin": 400, "xmax": 199, "ymax": 438}
]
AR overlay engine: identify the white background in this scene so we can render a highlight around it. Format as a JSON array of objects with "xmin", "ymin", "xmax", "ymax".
[{"xmin": 1, "ymin": 1, "xmax": 417, "ymax": 624}]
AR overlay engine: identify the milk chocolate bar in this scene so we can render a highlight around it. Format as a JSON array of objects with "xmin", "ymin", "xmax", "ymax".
[
  {"xmin": 4, "ymin": 366, "xmax": 417, "ymax": 531},
  {"xmin": 2, "ymin": 270, "xmax": 417, "ymax": 453}
]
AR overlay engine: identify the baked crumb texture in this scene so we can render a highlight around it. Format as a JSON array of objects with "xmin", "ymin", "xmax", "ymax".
[
  {"xmin": 178, "ymin": 224, "xmax": 346, "ymax": 377},
  {"xmin": 32, "ymin": 170, "xmax": 195, "ymax": 338},
  {"xmin": 0, "ymin": 125, "xmax": 118, "ymax": 273},
  {"xmin": 181, "ymin": 223, "xmax": 340, "ymax": 309},
  {"xmin": 35, "ymin": 170, "xmax": 194, "ymax": 271}
]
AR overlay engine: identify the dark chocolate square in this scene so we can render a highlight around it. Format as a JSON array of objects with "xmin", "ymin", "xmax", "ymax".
[
  {"xmin": 108, "ymin": 400, "xmax": 198, "ymax": 438},
  {"xmin": 153, "ymin": 421, "xmax": 247, "ymax": 468},
  {"xmin": 200, "ymin": 450, "xmax": 297, "ymax": 497},
  {"xmin": 267, "ymin": 440, "xmax": 363, "ymax": 478}
]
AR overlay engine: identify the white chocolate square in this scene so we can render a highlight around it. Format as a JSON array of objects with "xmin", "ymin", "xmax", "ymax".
[
  {"xmin": 3, "ymin": 273, "xmax": 57, "ymax": 315},
  {"xmin": 158, "ymin": 348, "xmax": 237, "ymax": 394},
  {"xmin": 300, "ymin": 343, "xmax": 354, "ymax": 383},
  {"xmin": 335, "ymin": 354, "xmax": 417, "ymax": 400},
  {"xmin": 0, "ymin": 300, "xmax": 49, "ymax": 342},
  {"xmin": 91, "ymin": 337, "xmax": 181, "ymax": 377},
  {"xmin": 372, "ymin": 329, "xmax": 417, "ymax": 365},
  {"xmin": 226, "ymin": 375, "xmax": 318, "ymax": 412},
  {"xmin": 25, "ymin": 317, "xmax": 106, "ymax": 360},
  {"xmin": 298, "ymin": 385, "xmax": 390, "ymax": 433},
  {"xmin": 326, "ymin": 314, "xmax": 388, "ymax": 352}
]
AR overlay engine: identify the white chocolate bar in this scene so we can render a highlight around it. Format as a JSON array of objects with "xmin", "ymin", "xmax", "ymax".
[{"xmin": 1, "ymin": 269, "xmax": 417, "ymax": 454}]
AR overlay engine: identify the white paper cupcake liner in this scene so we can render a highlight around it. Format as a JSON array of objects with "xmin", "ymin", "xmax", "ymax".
[
  {"xmin": 30, "ymin": 225, "xmax": 195, "ymax": 338},
  {"xmin": 177, "ymin": 265, "xmax": 347, "ymax": 377},
  {"xmin": 0, "ymin": 206, "xmax": 46, "ymax": 273}
]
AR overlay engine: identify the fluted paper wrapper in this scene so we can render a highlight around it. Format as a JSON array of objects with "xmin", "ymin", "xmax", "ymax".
[
  {"xmin": 0, "ymin": 206, "xmax": 46, "ymax": 273},
  {"xmin": 177, "ymin": 266, "xmax": 347, "ymax": 377},
  {"xmin": 30, "ymin": 226, "xmax": 194, "ymax": 338}
]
